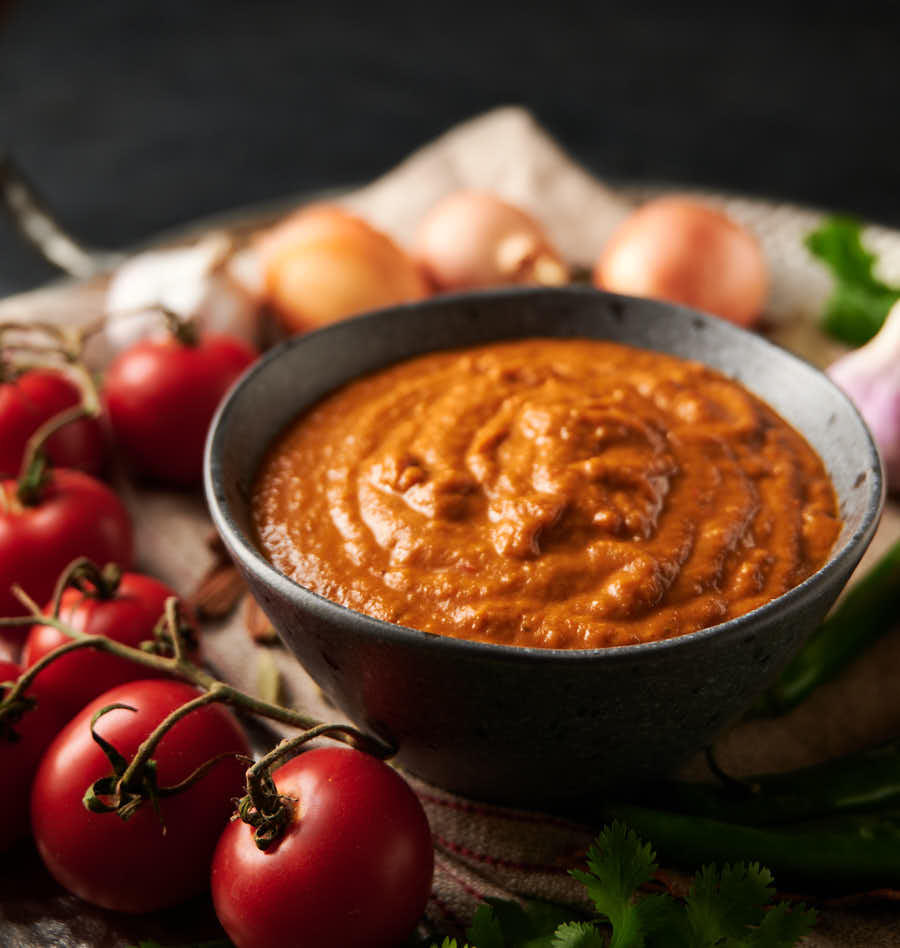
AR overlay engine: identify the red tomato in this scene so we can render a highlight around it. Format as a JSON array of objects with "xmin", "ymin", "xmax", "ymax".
[
  {"xmin": 211, "ymin": 746, "xmax": 434, "ymax": 948},
  {"xmin": 31, "ymin": 679, "xmax": 250, "ymax": 912},
  {"xmin": 103, "ymin": 333, "xmax": 256, "ymax": 485},
  {"xmin": 0, "ymin": 470, "xmax": 133, "ymax": 620},
  {"xmin": 0, "ymin": 369, "xmax": 107, "ymax": 478},
  {"xmin": 23, "ymin": 572, "xmax": 192, "ymax": 719},
  {"xmin": 0, "ymin": 659, "xmax": 69, "ymax": 851}
]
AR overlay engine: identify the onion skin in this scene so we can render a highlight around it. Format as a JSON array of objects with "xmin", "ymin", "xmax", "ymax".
[
  {"xmin": 258, "ymin": 205, "xmax": 428, "ymax": 333},
  {"xmin": 414, "ymin": 190, "xmax": 569, "ymax": 291},
  {"xmin": 594, "ymin": 197, "xmax": 769, "ymax": 328}
]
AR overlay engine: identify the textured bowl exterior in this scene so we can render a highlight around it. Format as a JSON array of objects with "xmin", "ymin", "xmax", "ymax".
[{"xmin": 205, "ymin": 287, "xmax": 883, "ymax": 805}]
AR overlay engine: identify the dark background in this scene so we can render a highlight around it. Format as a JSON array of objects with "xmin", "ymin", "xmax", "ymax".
[{"xmin": 2, "ymin": 0, "xmax": 899, "ymax": 298}]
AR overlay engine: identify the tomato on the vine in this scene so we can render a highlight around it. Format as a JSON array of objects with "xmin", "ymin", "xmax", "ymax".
[
  {"xmin": 0, "ymin": 369, "xmax": 107, "ymax": 478},
  {"xmin": 0, "ymin": 659, "xmax": 70, "ymax": 852},
  {"xmin": 0, "ymin": 469, "xmax": 133, "ymax": 620},
  {"xmin": 211, "ymin": 746, "xmax": 434, "ymax": 948},
  {"xmin": 31, "ymin": 679, "xmax": 250, "ymax": 913},
  {"xmin": 23, "ymin": 571, "xmax": 193, "ymax": 719},
  {"xmin": 103, "ymin": 330, "xmax": 256, "ymax": 485}
]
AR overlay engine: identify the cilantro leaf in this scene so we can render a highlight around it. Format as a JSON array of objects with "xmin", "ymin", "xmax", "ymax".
[
  {"xmin": 471, "ymin": 897, "xmax": 575, "ymax": 947},
  {"xmin": 552, "ymin": 921, "xmax": 608, "ymax": 947},
  {"xmin": 571, "ymin": 821, "xmax": 658, "ymax": 948},
  {"xmin": 747, "ymin": 901, "xmax": 817, "ymax": 948},
  {"xmin": 805, "ymin": 215, "xmax": 900, "ymax": 345},
  {"xmin": 684, "ymin": 862, "xmax": 774, "ymax": 944},
  {"xmin": 467, "ymin": 901, "xmax": 507, "ymax": 948},
  {"xmin": 432, "ymin": 822, "xmax": 814, "ymax": 948},
  {"xmin": 639, "ymin": 893, "xmax": 693, "ymax": 948}
]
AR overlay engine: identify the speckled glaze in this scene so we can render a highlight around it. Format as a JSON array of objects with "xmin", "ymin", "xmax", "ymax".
[{"xmin": 205, "ymin": 287, "xmax": 883, "ymax": 806}]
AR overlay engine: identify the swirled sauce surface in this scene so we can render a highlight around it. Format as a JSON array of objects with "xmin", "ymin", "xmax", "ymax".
[{"xmin": 253, "ymin": 339, "xmax": 840, "ymax": 649}]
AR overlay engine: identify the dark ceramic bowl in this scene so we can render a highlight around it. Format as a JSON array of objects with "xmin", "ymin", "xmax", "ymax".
[{"xmin": 205, "ymin": 287, "xmax": 883, "ymax": 806}]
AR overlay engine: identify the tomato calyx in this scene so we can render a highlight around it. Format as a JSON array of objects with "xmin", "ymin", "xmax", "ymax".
[
  {"xmin": 161, "ymin": 307, "xmax": 199, "ymax": 348},
  {"xmin": 236, "ymin": 722, "xmax": 392, "ymax": 851},
  {"xmin": 82, "ymin": 699, "xmax": 250, "ymax": 824},
  {"xmin": 82, "ymin": 702, "xmax": 161, "ymax": 821},
  {"xmin": 53, "ymin": 557, "xmax": 123, "ymax": 605},
  {"xmin": 237, "ymin": 767, "xmax": 295, "ymax": 851},
  {"xmin": 0, "ymin": 357, "xmax": 22, "ymax": 385},
  {"xmin": 141, "ymin": 597, "xmax": 199, "ymax": 659},
  {"xmin": 1, "ymin": 320, "xmax": 105, "ymax": 502}
]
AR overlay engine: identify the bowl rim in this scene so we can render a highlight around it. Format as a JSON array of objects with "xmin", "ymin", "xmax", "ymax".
[{"xmin": 204, "ymin": 285, "xmax": 885, "ymax": 664}]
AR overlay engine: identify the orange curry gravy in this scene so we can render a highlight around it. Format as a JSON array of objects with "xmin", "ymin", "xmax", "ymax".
[{"xmin": 253, "ymin": 338, "xmax": 840, "ymax": 649}]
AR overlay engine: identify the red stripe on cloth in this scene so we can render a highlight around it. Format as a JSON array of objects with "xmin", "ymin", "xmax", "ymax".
[
  {"xmin": 435, "ymin": 833, "xmax": 573, "ymax": 875},
  {"xmin": 435, "ymin": 852, "xmax": 490, "ymax": 902}
]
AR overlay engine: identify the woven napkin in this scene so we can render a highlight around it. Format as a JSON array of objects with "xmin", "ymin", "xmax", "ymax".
[{"xmin": 3, "ymin": 106, "xmax": 900, "ymax": 946}]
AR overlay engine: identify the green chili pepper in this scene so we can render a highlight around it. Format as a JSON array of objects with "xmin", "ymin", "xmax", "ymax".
[
  {"xmin": 602, "ymin": 803, "xmax": 900, "ymax": 893},
  {"xmin": 758, "ymin": 538, "xmax": 900, "ymax": 715},
  {"xmin": 643, "ymin": 738, "xmax": 900, "ymax": 827}
]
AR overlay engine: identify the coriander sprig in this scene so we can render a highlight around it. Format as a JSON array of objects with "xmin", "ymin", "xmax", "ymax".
[
  {"xmin": 432, "ymin": 821, "xmax": 815, "ymax": 948},
  {"xmin": 806, "ymin": 215, "xmax": 900, "ymax": 345}
]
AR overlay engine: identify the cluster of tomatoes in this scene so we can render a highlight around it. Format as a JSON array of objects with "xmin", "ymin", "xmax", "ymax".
[
  {"xmin": 0, "ymin": 324, "xmax": 434, "ymax": 947},
  {"xmin": 0, "ymin": 324, "xmax": 256, "ymax": 618}
]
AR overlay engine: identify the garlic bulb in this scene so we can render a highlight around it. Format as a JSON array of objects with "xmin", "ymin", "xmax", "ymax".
[
  {"xmin": 828, "ymin": 299, "xmax": 900, "ymax": 491},
  {"xmin": 102, "ymin": 233, "xmax": 261, "ymax": 359}
]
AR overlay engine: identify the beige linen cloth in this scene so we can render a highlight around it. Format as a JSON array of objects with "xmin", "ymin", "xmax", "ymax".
[{"xmin": 3, "ymin": 107, "xmax": 900, "ymax": 945}]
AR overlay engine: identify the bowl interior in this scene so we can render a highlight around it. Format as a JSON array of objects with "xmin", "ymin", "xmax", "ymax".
[{"xmin": 208, "ymin": 287, "xmax": 882, "ymax": 604}]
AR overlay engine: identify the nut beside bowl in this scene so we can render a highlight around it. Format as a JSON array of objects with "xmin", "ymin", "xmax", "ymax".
[{"xmin": 204, "ymin": 287, "xmax": 883, "ymax": 807}]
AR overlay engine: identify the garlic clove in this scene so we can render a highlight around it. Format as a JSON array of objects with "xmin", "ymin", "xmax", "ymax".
[
  {"xmin": 102, "ymin": 233, "xmax": 261, "ymax": 356},
  {"xmin": 828, "ymin": 299, "xmax": 900, "ymax": 491},
  {"xmin": 106, "ymin": 232, "xmax": 232, "ymax": 314}
]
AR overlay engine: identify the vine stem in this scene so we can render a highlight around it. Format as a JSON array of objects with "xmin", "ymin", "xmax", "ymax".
[
  {"xmin": 116, "ymin": 689, "xmax": 223, "ymax": 795},
  {"xmin": 48, "ymin": 557, "xmax": 122, "ymax": 618},
  {"xmin": 0, "ymin": 577, "xmax": 395, "ymax": 761},
  {"xmin": 5, "ymin": 319, "xmax": 105, "ymax": 505}
]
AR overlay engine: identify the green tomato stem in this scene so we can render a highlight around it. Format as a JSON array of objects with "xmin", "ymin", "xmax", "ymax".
[
  {"xmin": 115, "ymin": 688, "xmax": 224, "ymax": 799},
  {"xmin": 161, "ymin": 307, "xmax": 199, "ymax": 347},
  {"xmin": 1, "ymin": 319, "xmax": 103, "ymax": 505},
  {"xmin": 48, "ymin": 557, "xmax": 122, "ymax": 615}
]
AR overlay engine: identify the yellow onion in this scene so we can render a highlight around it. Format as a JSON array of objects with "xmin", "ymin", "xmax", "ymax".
[
  {"xmin": 594, "ymin": 197, "xmax": 769, "ymax": 328},
  {"xmin": 258, "ymin": 205, "xmax": 428, "ymax": 333},
  {"xmin": 414, "ymin": 190, "xmax": 569, "ymax": 291}
]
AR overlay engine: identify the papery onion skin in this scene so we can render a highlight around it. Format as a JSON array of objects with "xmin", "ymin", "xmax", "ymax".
[
  {"xmin": 414, "ymin": 190, "xmax": 569, "ymax": 291},
  {"xmin": 258, "ymin": 205, "xmax": 428, "ymax": 333},
  {"xmin": 103, "ymin": 235, "xmax": 261, "ymax": 359},
  {"xmin": 594, "ymin": 197, "xmax": 769, "ymax": 328}
]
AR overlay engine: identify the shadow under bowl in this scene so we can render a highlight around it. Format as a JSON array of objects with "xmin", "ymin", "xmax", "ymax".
[{"xmin": 205, "ymin": 287, "xmax": 883, "ymax": 806}]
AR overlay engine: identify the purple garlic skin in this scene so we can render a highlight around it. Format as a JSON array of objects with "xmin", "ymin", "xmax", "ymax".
[{"xmin": 828, "ymin": 300, "xmax": 900, "ymax": 492}]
